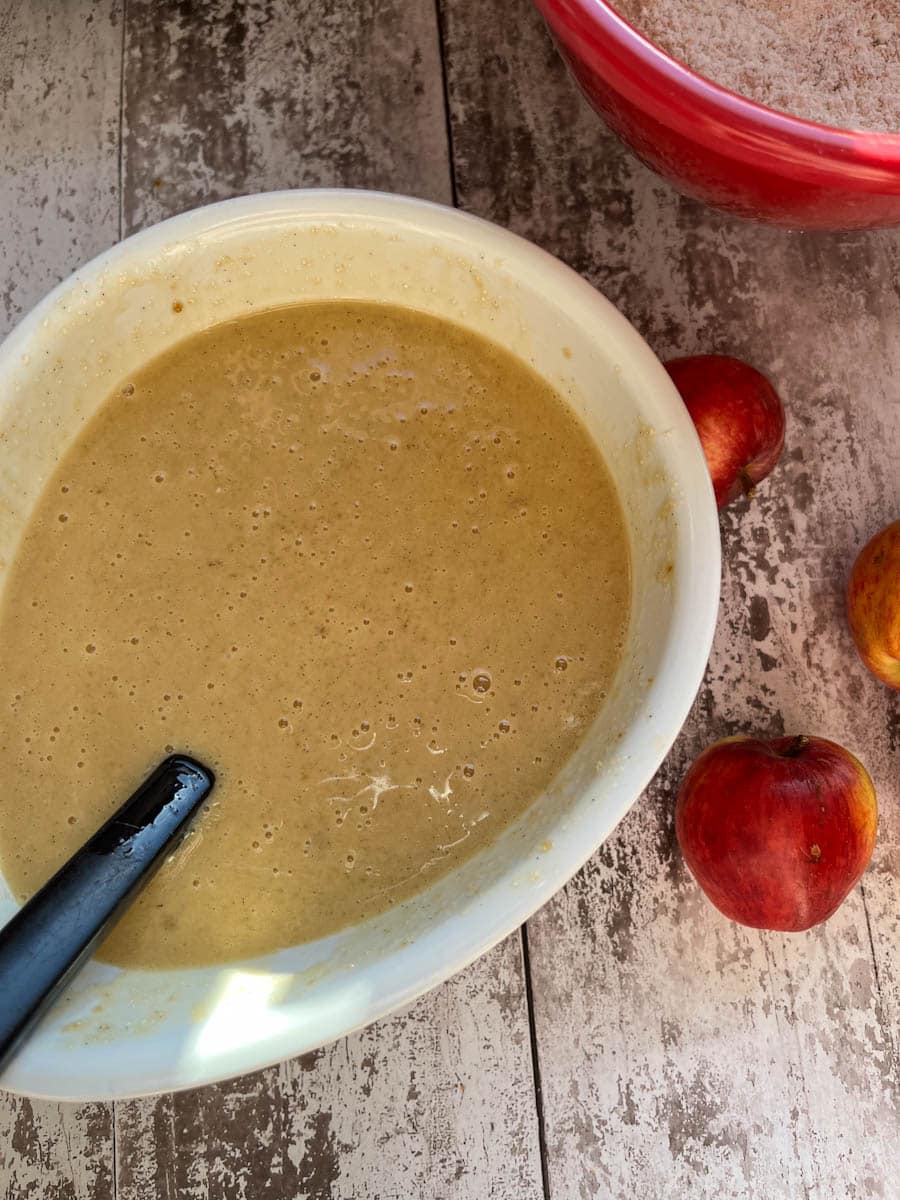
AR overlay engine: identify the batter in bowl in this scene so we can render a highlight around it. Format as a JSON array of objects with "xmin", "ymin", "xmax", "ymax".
[{"xmin": 0, "ymin": 301, "xmax": 630, "ymax": 968}]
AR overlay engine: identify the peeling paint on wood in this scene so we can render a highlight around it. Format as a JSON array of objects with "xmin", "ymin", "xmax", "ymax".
[
  {"xmin": 0, "ymin": 0, "xmax": 121, "ymax": 338},
  {"xmin": 115, "ymin": 938, "xmax": 541, "ymax": 1200},
  {"xmin": 121, "ymin": 0, "xmax": 451, "ymax": 235},
  {"xmin": 0, "ymin": 2, "xmax": 120, "ymax": 1194},
  {"xmin": 0, "ymin": 1095, "xmax": 113, "ymax": 1200},
  {"xmin": 441, "ymin": 0, "xmax": 900, "ymax": 1194}
]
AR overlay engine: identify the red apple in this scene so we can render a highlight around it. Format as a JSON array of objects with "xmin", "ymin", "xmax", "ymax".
[
  {"xmin": 847, "ymin": 519, "xmax": 900, "ymax": 691},
  {"xmin": 676, "ymin": 734, "xmax": 877, "ymax": 932},
  {"xmin": 665, "ymin": 355, "xmax": 785, "ymax": 509}
]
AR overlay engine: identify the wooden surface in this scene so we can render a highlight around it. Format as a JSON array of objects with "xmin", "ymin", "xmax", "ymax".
[{"xmin": 1, "ymin": 0, "xmax": 898, "ymax": 1196}]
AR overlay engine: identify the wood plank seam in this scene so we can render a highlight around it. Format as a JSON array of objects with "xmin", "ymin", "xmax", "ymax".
[
  {"xmin": 520, "ymin": 924, "xmax": 552, "ymax": 1200},
  {"xmin": 117, "ymin": 0, "xmax": 126, "ymax": 243},
  {"xmin": 434, "ymin": 0, "xmax": 460, "ymax": 209},
  {"xmin": 859, "ymin": 879, "xmax": 899, "ymax": 1081}
]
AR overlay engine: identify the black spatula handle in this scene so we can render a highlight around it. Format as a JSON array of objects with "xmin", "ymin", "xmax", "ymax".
[{"xmin": 0, "ymin": 754, "xmax": 215, "ymax": 1073}]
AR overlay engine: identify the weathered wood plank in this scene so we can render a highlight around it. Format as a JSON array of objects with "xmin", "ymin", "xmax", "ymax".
[
  {"xmin": 441, "ymin": 0, "xmax": 900, "ymax": 1195},
  {"xmin": 0, "ymin": 0, "xmax": 122, "ymax": 339},
  {"xmin": 0, "ymin": 1097, "xmax": 114, "ymax": 1200},
  {"xmin": 114, "ymin": 4, "xmax": 541, "ymax": 1198},
  {"xmin": 115, "ymin": 938, "xmax": 539, "ymax": 1200},
  {"xmin": 122, "ymin": 0, "xmax": 452, "ymax": 234},
  {"xmin": 0, "ymin": 2, "xmax": 120, "ymax": 1196}
]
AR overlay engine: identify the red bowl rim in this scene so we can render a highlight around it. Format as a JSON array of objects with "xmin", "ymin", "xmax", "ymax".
[{"xmin": 539, "ymin": 0, "xmax": 900, "ymax": 186}]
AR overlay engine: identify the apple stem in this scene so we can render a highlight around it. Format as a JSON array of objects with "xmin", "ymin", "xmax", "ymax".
[
  {"xmin": 739, "ymin": 468, "xmax": 757, "ymax": 498},
  {"xmin": 782, "ymin": 735, "xmax": 810, "ymax": 759}
]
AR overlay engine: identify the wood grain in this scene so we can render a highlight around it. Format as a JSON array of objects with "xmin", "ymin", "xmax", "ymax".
[
  {"xmin": 0, "ymin": 1097, "xmax": 114, "ymax": 1200},
  {"xmin": 0, "ymin": 2, "xmax": 120, "ymax": 1194},
  {"xmin": 121, "ymin": 0, "xmax": 451, "ymax": 234},
  {"xmin": 441, "ymin": 0, "xmax": 900, "ymax": 1195},
  {"xmin": 115, "ymin": 939, "xmax": 540, "ymax": 1200},
  {"xmin": 0, "ymin": 0, "xmax": 122, "ymax": 338}
]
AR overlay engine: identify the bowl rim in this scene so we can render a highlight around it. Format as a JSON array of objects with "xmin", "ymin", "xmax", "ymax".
[
  {"xmin": 538, "ymin": 0, "xmax": 900, "ymax": 182},
  {"xmin": 0, "ymin": 189, "xmax": 721, "ymax": 1099}
]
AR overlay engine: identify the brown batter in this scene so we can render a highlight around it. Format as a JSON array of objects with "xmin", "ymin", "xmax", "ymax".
[{"xmin": 0, "ymin": 302, "xmax": 630, "ymax": 969}]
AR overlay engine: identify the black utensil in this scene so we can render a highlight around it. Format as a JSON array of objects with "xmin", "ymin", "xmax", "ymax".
[{"xmin": 0, "ymin": 754, "xmax": 215, "ymax": 1075}]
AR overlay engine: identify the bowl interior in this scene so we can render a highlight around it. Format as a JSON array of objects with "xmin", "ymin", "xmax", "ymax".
[{"xmin": 0, "ymin": 191, "xmax": 719, "ymax": 1099}]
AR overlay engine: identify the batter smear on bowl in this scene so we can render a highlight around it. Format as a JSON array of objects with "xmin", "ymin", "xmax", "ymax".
[
  {"xmin": 0, "ymin": 302, "xmax": 630, "ymax": 968},
  {"xmin": 613, "ymin": 0, "xmax": 900, "ymax": 131}
]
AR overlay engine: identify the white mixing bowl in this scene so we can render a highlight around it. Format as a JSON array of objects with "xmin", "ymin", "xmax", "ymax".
[{"xmin": 0, "ymin": 191, "xmax": 719, "ymax": 1099}]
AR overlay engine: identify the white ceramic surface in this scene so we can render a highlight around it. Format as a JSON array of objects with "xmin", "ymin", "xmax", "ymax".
[{"xmin": 0, "ymin": 191, "xmax": 720, "ymax": 1100}]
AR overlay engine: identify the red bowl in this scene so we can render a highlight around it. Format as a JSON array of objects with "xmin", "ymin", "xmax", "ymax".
[{"xmin": 534, "ymin": 0, "xmax": 900, "ymax": 230}]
